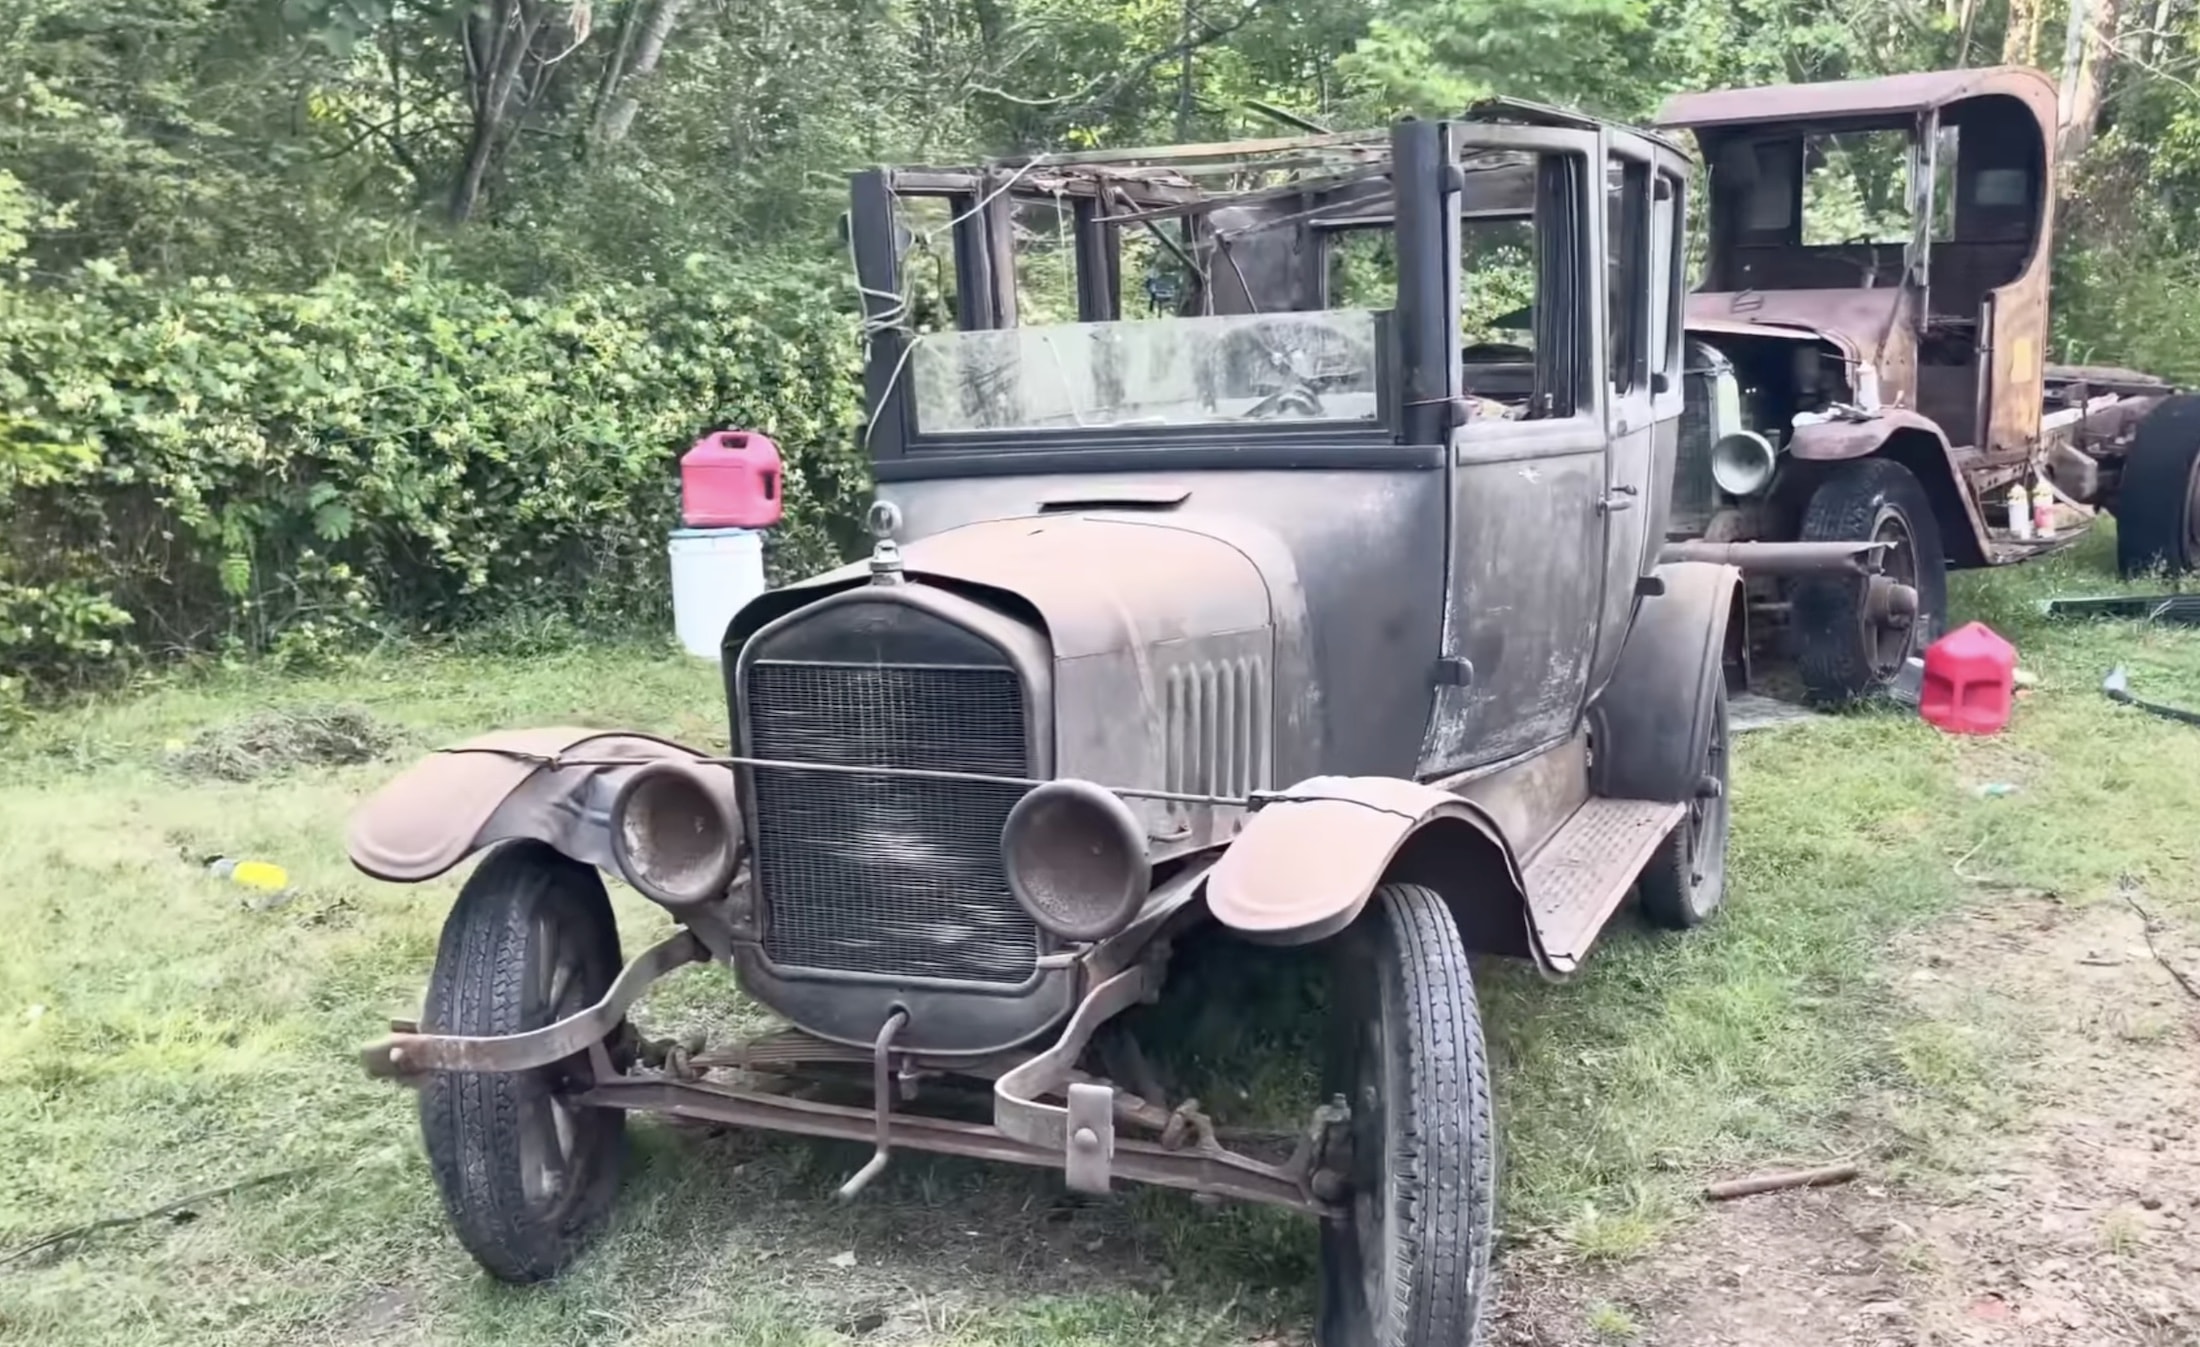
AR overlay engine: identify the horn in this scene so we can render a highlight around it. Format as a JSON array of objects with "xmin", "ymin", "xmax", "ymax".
[{"xmin": 1710, "ymin": 430, "xmax": 1778, "ymax": 498}]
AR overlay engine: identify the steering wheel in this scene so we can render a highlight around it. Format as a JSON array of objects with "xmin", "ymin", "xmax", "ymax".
[
  {"xmin": 1232, "ymin": 320, "xmax": 1330, "ymax": 420},
  {"xmin": 1242, "ymin": 365, "xmax": 1326, "ymax": 419},
  {"xmin": 1838, "ymin": 233, "xmax": 1884, "ymax": 289}
]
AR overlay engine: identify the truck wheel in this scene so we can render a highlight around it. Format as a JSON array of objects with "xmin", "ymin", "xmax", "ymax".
[
  {"xmin": 2116, "ymin": 394, "xmax": 2200, "ymax": 577},
  {"xmin": 1318, "ymin": 884, "xmax": 1496, "ymax": 1347},
  {"xmin": 419, "ymin": 841, "xmax": 627, "ymax": 1284},
  {"xmin": 1637, "ymin": 676, "xmax": 1730, "ymax": 929},
  {"xmin": 1791, "ymin": 459, "xmax": 1947, "ymax": 707}
]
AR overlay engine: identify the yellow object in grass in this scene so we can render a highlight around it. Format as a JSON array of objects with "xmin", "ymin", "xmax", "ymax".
[{"xmin": 209, "ymin": 857, "xmax": 290, "ymax": 892}]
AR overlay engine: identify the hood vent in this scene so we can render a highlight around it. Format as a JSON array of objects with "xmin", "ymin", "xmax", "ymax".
[{"xmin": 1164, "ymin": 655, "xmax": 1272, "ymax": 800}]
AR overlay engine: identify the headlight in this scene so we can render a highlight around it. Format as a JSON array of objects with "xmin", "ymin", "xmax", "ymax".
[
  {"xmin": 609, "ymin": 761, "xmax": 744, "ymax": 909},
  {"xmin": 999, "ymin": 779, "xmax": 1151, "ymax": 942}
]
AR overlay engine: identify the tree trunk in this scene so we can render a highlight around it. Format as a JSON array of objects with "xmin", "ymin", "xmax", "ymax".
[
  {"xmin": 2004, "ymin": 0, "xmax": 2038, "ymax": 64},
  {"xmin": 451, "ymin": 0, "xmax": 551, "ymax": 223},
  {"xmin": 1957, "ymin": 0, "xmax": 1981, "ymax": 63},
  {"xmin": 581, "ymin": 0, "xmax": 641, "ymax": 158},
  {"xmin": 2145, "ymin": 0, "xmax": 2173, "ymax": 59},
  {"xmin": 2058, "ymin": 0, "xmax": 2122, "ymax": 166},
  {"xmin": 595, "ymin": 0, "xmax": 692, "ymax": 148},
  {"xmin": 1174, "ymin": 0, "xmax": 1193, "ymax": 140}
]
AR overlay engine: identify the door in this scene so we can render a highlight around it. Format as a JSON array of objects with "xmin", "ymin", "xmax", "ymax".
[
  {"xmin": 1421, "ymin": 134, "xmax": 1610, "ymax": 776},
  {"xmin": 1585, "ymin": 149, "xmax": 1686, "ymax": 700}
]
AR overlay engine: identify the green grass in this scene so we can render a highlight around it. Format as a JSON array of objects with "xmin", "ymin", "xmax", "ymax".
[{"xmin": 2, "ymin": 530, "xmax": 2196, "ymax": 1345}]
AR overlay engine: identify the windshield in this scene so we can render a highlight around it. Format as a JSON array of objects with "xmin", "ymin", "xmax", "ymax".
[
  {"xmin": 876, "ymin": 153, "xmax": 1406, "ymax": 444},
  {"xmin": 908, "ymin": 309, "xmax": 1381, "ymax": 435}
]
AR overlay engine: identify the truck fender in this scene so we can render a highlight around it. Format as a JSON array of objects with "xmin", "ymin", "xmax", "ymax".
[
  {"xmin": 1585, "ymin": 562, "xmax": 1738, "ymax": 803},
  {"xmin": 1205, "ymin": 776, "xmax": 1532, "ymax": 957},
  {"xmin": 1786, "ymin": 412, "xmax": 1990, "ymax": 567},
  {"xmin": 347, "ymin": 726, "xmax": 730, "ymax": 889}
]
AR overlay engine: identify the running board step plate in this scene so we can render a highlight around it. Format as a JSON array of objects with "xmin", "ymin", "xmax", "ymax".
[{"xmin": 1523, "ymin": 797, "xmax": 1687, "ymax": 975}]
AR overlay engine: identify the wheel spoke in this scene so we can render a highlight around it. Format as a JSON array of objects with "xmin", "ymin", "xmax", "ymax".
[{"xmin": 518, "ymin": 1095, "xmax": 572, "ymax": 1206}]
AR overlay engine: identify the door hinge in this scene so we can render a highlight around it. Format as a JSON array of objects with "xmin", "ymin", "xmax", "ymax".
[
  {"xmin": 1433, "ymin": 656, "xmax": 1475, "ymax": 687},
  {"xmin": 1598, "ymin": 485, "xmax": 1639, "ymax": 515}
]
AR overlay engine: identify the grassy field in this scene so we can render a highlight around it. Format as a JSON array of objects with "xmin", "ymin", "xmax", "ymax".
[{"xmin": 1, "ymin": 530, "xmax": 2196, "ymax": 1347}]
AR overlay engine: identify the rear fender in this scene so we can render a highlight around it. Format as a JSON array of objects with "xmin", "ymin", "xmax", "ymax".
[
  {"xmin": 346, "ymin": 726, "xmax": 730, "ymax": 890},
  {"xmin": 1205, "ymin": 776, "xmax": 1533, "ymax": 958},
  {"xmin": 1785, "ymin": 414, "xmax": 1989, "ymax": 567},
  {"xmin": 1586, "ymin": 562, "xmax": 1738, "ymax": 803}
]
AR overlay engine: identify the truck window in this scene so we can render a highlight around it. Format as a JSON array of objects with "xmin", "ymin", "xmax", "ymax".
[{"xmin": 1799, "ymin": 129, "xmax": 1913, "ymax": 246}]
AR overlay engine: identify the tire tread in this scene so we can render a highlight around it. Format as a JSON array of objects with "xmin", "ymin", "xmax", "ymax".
[
  {"xmin": 1363, "ymin": 883, "xmax": 1497, "ymax": 1347},
  {"xmin": 2115, "ymin": 394, "xmax": 2200, "ymax": 578}
]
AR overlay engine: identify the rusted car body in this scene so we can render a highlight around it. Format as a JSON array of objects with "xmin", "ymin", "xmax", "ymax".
[
  {"xmin": 345, "ymin": 107, "xmax": 1874, "ymax": 1346},
  {"xmin": 1655, "ymin": 66, "xmax": 2200, "ymax": 702}
]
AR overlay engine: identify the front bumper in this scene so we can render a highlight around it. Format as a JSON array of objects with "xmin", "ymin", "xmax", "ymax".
[{"xmin": 361, "ymin": 923, "xmax": 1343, "ymax": 1215}]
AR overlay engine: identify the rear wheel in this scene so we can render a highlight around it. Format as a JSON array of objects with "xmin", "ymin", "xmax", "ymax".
[
  {"xmin": 1791, "ymin": 459, "xmax": 1947, "ymax": 707},
  {"xmin": 419, "ymin": 841, "xmax": 626, "ymax": 1284},
  {"xmin": 1318, "ymin": 884, "xmax": 1497, "ymax": 1347},
  {"xmin": 2116, "ymin": 394, "xmax": 2200, "ymax": 577},
  {"xmin": 1637, "ymin": 676, "xmax": 1731, "ymax": 929}
]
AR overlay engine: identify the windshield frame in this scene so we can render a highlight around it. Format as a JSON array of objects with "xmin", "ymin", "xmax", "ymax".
[{"xmin": 848, "ymin": 127, "xmax": 1450, "ymax": 480}]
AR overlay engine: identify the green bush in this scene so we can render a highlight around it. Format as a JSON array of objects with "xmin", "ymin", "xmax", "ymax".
[{"xmin": 0, "ymin": 253, "xmax": 867, "ymax": 695}]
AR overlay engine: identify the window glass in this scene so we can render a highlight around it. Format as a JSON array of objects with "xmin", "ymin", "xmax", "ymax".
[
  {"xmin": 1608, "ymin": 159, "xmax": 1648, "ymax": 391},
  {"xmin": 909, "ymin": 310, "xmax": 1381, "ymax": 434},
  {"xmin": 1648, "ymin": 178, "xmax": 1678, "ymax": 381},
  {"xmin": 1800, "ymin": 129, "xmax": 1914, "ymax": 246}
]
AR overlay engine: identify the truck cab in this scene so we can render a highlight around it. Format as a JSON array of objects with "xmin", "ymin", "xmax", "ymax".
[{"xmin": 1656, "ymin": 67, "xmax": 2188, "ymax": 704}]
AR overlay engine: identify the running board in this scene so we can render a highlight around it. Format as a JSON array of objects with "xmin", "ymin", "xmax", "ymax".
[{"xmin": 1522, "ymin": 797, "xmax": 1687, "ymax": 975}]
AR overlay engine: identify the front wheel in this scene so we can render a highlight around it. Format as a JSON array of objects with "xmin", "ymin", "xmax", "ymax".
[
  {"xmin": 418, "ymin": 841, "xmax": 627, "ymax": 1284},
  {"xmin": 1318, "ymin": 884, "xmax": 1497, "ymax": 1347},
  {"xmin": 1791, "ymin": 458, "xmax": 1949, "ymax": 707}
]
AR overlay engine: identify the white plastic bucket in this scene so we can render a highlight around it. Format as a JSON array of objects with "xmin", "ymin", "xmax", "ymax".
[{"xmin": 668, "ymin": 527, "xmax": 765, "ymax": 661}]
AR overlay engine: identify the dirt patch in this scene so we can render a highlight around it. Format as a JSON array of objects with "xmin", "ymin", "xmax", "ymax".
[
  {"xmin": 1492, "ymin": 893, "xmax": 2200, "ymax": 1346},
  {"xmin": 168, "ymin": 704, "xmax": 396, "ymax": 781}
]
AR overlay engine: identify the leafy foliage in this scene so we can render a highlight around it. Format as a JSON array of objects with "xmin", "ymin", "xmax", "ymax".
[
  {"xmin": 0, "ymin": 257, "xmax": 862, "ymax": 691},
  {"xmin": 2, "ymin": 0, "xmax": 2198, "ymax": 708}
]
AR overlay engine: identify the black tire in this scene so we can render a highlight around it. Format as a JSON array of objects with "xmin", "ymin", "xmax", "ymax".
[
  {"xmin": 419, "ymin": 841, "xmax": 627, "ymax": 1284},
  {"xmin": 2115, "ymin": 394, "xmax": 2200, "ymax": 578},
  {"xmin": 1791, "ymin": 458, "xmax": 1948, "ymax": 707},
  {"xmin": 1637, "ymin": 675, "xmax": 1731, "ymax": 930},
  {"xmin": 1318, "ymin": 884, "xmax": 1497, "ymax": 1347}
]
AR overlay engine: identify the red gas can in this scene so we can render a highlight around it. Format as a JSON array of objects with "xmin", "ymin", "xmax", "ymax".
[
  {"xmin": 1918, "ymin": 621, "xmax": 2017, "ymax": 736},
  {"xmin": 679, "ymin": 430, "xmax": 783, "ymax": 528}
]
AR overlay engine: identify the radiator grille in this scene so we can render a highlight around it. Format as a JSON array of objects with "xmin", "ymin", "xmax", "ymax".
[{"xmin": 745, "ymin": 660, "xmax": 1038, "ymax": 985}]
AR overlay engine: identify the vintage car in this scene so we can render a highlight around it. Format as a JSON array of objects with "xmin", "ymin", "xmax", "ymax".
[
  {"xmin": 1654, "ymin": 66, "xmax": 2199, "ymax": 706},
  {"xmin": 345, "ymin": 106, "xmax": 1874, "ymax": 1347}
]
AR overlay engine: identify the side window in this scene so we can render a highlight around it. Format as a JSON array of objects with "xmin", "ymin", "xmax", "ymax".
[
  {"xmin": 1648, "ymin": 173, "xmax": 1681, "ymax": 389},
  {"xmin": 1607, "ymin": 158, "xmax": 1649, "ymax": 394},
  {"xmin": 1532, "ymin": 151, "xmax": 1590, "ymax": 420}
]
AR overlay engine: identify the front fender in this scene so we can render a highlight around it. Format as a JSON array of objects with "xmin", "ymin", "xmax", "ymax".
[
  {"xmin": 346, "ymin": 726, "xmax": 724, "ymax": 885},
  {"xmin": 1205, "ymin": 776, "xmax": 1527, "ymax": 953},
  {"xmin": 1782, "ymin": 413, "xmax": 1992, "ymax": 568}
]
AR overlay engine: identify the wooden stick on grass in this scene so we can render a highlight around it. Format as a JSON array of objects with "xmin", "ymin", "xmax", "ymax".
[{"xmin": 1703, "ymin": 1164, "xmax": 1860, "ymax": 1202}]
